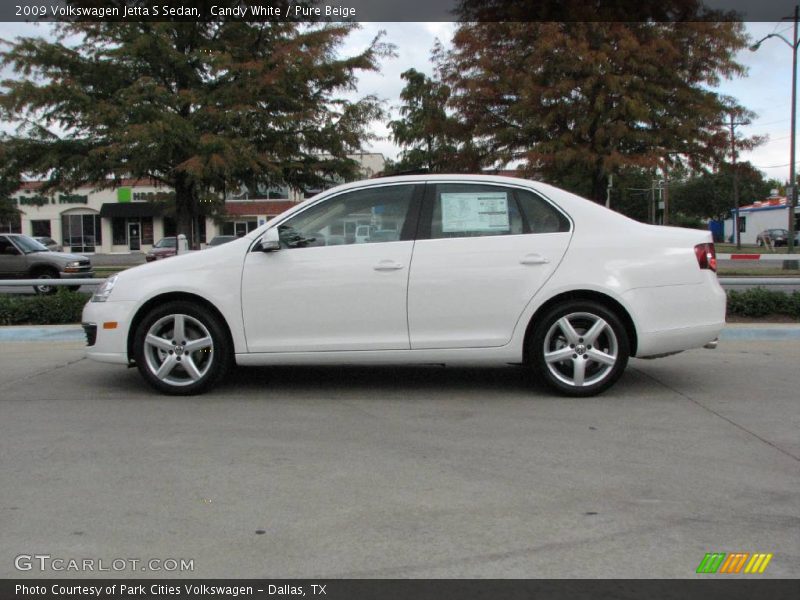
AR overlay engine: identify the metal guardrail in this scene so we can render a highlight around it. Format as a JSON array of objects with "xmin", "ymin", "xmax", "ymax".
[
  {"xmin": 718, "ymin": 277, "xmax": 800, "ymax": 286},
  {"xmin": 0, "ymin": 278, "xmax": 103, "ymax": 287},
  {"xmin": 0, "ymin": 277, "xmax": 798, "ymax": 288},
  {"xmin": 718, "ymin": 253, "xmax": 800, "ymax": 261}
]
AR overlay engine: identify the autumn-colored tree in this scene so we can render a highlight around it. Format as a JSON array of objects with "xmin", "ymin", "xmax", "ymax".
[
  {"xmin": 0, "ymin": 5, "xmax": 391, "ymax": 245},
  {"xmin": 439, "ymin": 14, "xmax": 754, "ymax": 202},
  {"xmin": 388, "ymin": 67, "xmax": 479, "ymax": 174}
]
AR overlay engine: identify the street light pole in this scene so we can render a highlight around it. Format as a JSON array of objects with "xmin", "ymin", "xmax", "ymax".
[
  {"xmin": 791, "ymin": 4, "xmax": 798, "ymax": 253},
  {"xmin": 752, "ymin": 6, "xmax": 800, "ymax": 253}
]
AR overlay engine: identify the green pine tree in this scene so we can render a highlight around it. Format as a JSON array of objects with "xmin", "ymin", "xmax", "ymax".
[{"xmin": 1, "ymin": 10, "xmax": 393, "ymax": 245}]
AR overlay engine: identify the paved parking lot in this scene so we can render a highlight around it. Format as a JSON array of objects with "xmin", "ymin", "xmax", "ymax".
[{"xmin": 0, "ymin": 338, "xmax": 798, "ymax": 578}]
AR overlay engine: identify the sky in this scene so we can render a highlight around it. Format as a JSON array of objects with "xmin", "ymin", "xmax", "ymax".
[{"xmin": 0, "ymin": 20, "xmax": 797, "ymax": 185}]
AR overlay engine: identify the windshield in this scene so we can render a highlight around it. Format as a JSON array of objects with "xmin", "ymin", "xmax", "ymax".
[
  {"xmin": 155, "ymin": 238, "xmax": 176, "ymax": 248},
  {"xmin": 13, "ymin": 234, "xmax": 49, "ymax": 253}
]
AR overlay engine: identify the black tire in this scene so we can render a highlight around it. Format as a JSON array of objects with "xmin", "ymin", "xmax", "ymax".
[
  {"xmin": 32, "ymin": 269, "xmax": 59, "ymax": 295},
  {"xmin": 132, "ymin": 300, "xmax": 232, "ymax": 395},
  {"xmin": 529, "ymin": 300, "xmax": 630, "ymax": 397}
]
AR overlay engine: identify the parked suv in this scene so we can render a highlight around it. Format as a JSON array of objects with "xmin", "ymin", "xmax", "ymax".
[{"xmin": 0, "ymin": 233, "xmax": 94, "ymax": 294}]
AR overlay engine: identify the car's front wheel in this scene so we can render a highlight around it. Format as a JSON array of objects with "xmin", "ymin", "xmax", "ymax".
[
  {"xmin": 32, "ymin": 269, "xmax": 59, "ymax": 295},
  {"xmin": 530, "ymin": 300, "xmax": 630, "ymax": 397},
  {"xmin": 133, "ymin": 301, "xmax": 231, "ymax": 395}
]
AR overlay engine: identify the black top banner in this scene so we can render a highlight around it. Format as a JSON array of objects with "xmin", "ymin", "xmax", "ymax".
[
  {"xmin": 4, "ymin": 579, "xmax": 800, "ymax": 600},
  {"xmin": 0, "ymin": 0, "xmax": 797, "ymax": 23}
]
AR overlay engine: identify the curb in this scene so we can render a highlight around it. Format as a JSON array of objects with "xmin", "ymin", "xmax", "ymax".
[
  {"xmin": 719, "ymin": 325, "xmax": 800, "ymax": 341},
  {"xmin": 0, "ymin": 325, "xmax": 84, "ymax": 342},
  {"xmin": 1, "ymin": 324, "xmax": 800, "ymax": 343}
]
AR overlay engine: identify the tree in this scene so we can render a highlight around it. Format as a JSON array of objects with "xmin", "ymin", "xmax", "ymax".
[
  {"xmin": 671, "ymin": 163, "xmax": 771, "ymax": 221},
  {"xmin": 0, "ymin": 7, "xmax": 392, "ymax": 245},
  {"xmin": 388, "ymin": 67, "xmax": 479, "ymax": 173},
  {"xmin": 439, "ymin": 13, "xmax": 752, "ymax": 203}
]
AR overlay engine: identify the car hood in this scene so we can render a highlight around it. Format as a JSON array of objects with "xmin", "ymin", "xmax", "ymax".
[
  {"xmin": 111, "ymin": 237, "xmax": 252, "ymax": 296},
  {"xmin": 31, "ymin": 250, "xmax": 89, "ymax": 262}
]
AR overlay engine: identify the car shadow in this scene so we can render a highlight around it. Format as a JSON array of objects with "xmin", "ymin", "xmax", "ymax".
[
  {"xmin": 223, "ymin": 364, "xmax": 537, "ymax": 395},
  {"xmin": 86, "ymin": 362, "xmax": 660, "ymax": 400}
]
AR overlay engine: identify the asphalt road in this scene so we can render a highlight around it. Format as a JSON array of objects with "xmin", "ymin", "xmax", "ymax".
[{"xmin": 0, "ymin": 338, "xmax": 797, "ymax": 579}]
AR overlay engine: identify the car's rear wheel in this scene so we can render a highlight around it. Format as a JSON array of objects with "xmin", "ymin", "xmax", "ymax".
[
  {"xmin": 133, "ymin": 301, "xmax": 231, "ymax": 395},
  {"xmin": 32, "ymin": 269, "xmax": 59, "ymax": 295},
  {"xmin": 530, "ymin": 300, "xmax": 630, "ymax": 397}
]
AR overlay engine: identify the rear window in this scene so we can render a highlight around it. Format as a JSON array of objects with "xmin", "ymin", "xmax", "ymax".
[{"xmin": 427, "ymin": 184, "xmax": 569, "ymax": 239}]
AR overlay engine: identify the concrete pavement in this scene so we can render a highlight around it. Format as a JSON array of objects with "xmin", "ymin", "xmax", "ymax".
[{"xmin": 0, "ymin": 336, "xmax": 798, "ymax": 579}]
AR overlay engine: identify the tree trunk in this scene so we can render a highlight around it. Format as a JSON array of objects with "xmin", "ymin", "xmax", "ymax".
[
  {"xmin": 591, "ymin": 162, "xmax": 606, "ymax": 204},
  {"xmin": 173, "ymin": 174, "xmax": 195, "ymax": 250}
]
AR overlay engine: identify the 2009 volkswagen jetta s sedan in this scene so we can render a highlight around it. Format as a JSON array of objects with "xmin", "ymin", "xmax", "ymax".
[{"xmin": 82, "ymin": 175, "xmax": 725, "ymax": 397}]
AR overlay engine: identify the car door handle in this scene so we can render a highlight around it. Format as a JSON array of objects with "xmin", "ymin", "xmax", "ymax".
[
  {"xmin": 520, "ymin": 253, "xmax": 550, "ymax": 265},
  {"xmin": 374, "ymin": 260, "xmax": 405, "ymax": 271}
]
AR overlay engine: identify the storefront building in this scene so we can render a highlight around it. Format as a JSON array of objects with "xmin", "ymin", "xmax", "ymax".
[{"xmin": 9, "ymin": 153, "xmax": 385, "ymax": 253}]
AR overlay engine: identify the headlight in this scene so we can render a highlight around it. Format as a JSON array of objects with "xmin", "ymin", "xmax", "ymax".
[
  {"xmin": 66, "ymin": 261, "xmax": 81, "ymax": 268},
  {"xmin": 91, "ymin": 274, "xmax": 119, "ymax": 303}
]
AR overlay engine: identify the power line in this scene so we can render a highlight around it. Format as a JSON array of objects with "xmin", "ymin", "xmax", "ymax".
[
  {"xmin": 761, "ymin": 134, "xmax": 792, "ymax": 143},
  {"xmin": 753, "ymin": 162, "xmax": 790, "ymax": 168},
  {"xmin": 747, "ymin": 118, "xmax": 791, "ymax": 129}
]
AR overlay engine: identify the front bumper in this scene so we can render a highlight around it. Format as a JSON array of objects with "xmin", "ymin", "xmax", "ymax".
[
  {"xmin": 81, "ymin": 300, "xmax": 137, "ymax": 365},
  {"xmin": 60, "ymin": 270, "xmax": 95, "ymax": 279}
]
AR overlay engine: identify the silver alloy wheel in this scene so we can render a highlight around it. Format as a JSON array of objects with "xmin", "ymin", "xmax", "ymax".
[
  {"xmin": 143, "ymin": 313, "xmax": 214, "ymax": 387},
  {"xmin": 542, "ymin": 312, "xmax": 619, "ymax": 388},
  {"xmin": 35, "ymin": 273, "xmax": 54, "ymax": 294}
]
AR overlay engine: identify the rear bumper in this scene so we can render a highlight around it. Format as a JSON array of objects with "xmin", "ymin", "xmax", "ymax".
[
  {"xmin": 624, "ymin": 276, "xmax": 726, "ymax": 357},
  {"xmin": 636, "ymin": 322, "xmax": 725, "ymax": 357}
]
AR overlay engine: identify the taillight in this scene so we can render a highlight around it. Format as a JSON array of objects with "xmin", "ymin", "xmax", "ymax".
[{"xmin": 694, "ymin": 243, "xmax": 717, "ymax": 272}]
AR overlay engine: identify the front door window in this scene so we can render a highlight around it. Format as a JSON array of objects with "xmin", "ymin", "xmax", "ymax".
[{"xmin": 277, "ymin": 185, "xmax": 414, "ymax": 248}]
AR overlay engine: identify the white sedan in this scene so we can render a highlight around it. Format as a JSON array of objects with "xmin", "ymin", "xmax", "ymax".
[{"xmin": 82, "ymin": 175, "xmax": 725, "ymax": 396}]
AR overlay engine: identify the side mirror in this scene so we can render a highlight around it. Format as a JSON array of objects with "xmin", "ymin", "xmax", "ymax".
[{"xmin": 259, "ymin": 228, "xmax": 280, "ymax": 252}]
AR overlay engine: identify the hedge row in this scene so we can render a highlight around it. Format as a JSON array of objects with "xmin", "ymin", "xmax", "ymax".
[
  {"xmin": 0, "ymin": 287, "xmax": 798, "ymax": 326},
  {"xmin": 726, "ymin": 288, "xmax": 800, "ymax": 319},
  {"xmin": 0, "ymin": 290, "xmax": 91, "ymax": 325}
]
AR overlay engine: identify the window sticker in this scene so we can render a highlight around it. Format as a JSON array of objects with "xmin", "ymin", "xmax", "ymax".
[{"xmin": 441, "ymin": 192, "xmax": 510, "ymax": 232}]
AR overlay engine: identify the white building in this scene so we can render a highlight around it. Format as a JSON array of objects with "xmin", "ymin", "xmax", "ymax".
[
  {"xmin": 724, "ymin": 192, "xmax": 800, "ymax": 245},
  {"xmin": 5, "ymin": 153, "xmax": 385, "ymax": 253}
]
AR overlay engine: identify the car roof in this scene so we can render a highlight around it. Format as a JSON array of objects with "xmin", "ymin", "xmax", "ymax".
[{"xmin": 244, "ymin": 173, "xmax": 653, "ymax": 242}]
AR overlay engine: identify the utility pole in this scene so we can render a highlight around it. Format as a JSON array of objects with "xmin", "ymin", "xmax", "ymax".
[
  {"xmin": 751, "ymin": 5, "xmax": 799, "ymax": 252},
  {"xmin": 728, "ymin": 113, "xmax": 748, "ymax": 250},
  {"xmin": 606, "ymin": 175, "xmax": 613, "ymax": 209},
  {"xmin": 650, "ymin": 179, "xmax": 656, "ymax": 224}
]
